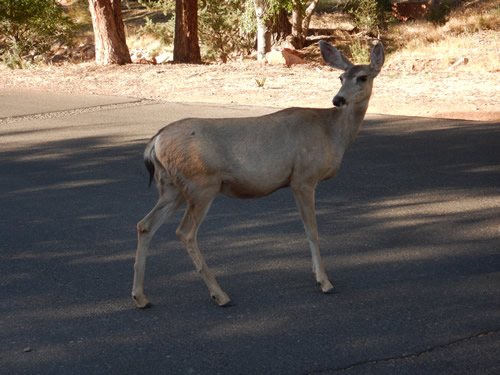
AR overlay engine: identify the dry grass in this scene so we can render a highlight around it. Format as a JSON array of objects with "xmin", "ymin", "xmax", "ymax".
[
  {"xmin": 386, "ymin": 0, "xmax": 500, "ymax": 72},
  {"xmin": 127, "ymin": 33, "xmax": 173, "ymax": 60},
  {"xmin": 309, "ymin": 11, "xmax": 356, "ymax": 31},
  {"xmin": 445, "ymin": 0, "xmax": 500, "ymax": 32}
]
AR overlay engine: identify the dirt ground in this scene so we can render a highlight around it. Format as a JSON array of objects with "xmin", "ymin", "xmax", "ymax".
[{"xmin": 1, "ymin": 59, "xmax": 499, "ymax": 122}]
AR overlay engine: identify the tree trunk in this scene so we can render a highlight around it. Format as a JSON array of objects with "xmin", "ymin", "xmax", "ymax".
[
  {"xmin": 290, "ymin": 0, "xmax": 319, "ymax": 49},
  {"xmin": 271, "ymin": 7, "xmax": 292, "ymax": 45},
  {"xmin": 174, "ymin": 0, "xmax": 201, "ymax": 63},
  {"xmin": 253, "ymin": 0, "xmax": 271, "ymax": 61},
  {"xmin": 302, "ymin": 0, "xmax": 319, "ymax": 41},
  {"xmin": 88, "ymin": 0, "xmax": 131, "ymax": 65},
  {"xmin": 291, "ymin": 4, "xmax": 304, "ymax": 49}
]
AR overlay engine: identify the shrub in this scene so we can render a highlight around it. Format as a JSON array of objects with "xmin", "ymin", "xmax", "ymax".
[
  {"xmin": 0, "ymin": 0, "xmax": 76, "ymax": 68},
  {"xmin": 138, "ymin": 0, "xmax": 254, "ymax": 62},
  {"xmin": 427, "ymin": 0, "xmax": 452, "ymax": 24},
  {"xmin": 349, "ymin": 0, "xmax": 381, "ymax": 34},
  {"xmin": 349, "ymin": 39, "xmax": 370, "ymax": 64},
  {"xmin": 138, "ymin": 16, "xmax": 175, "ymax": 47},
  {"xmin": 199, "ymin": 0, "xmax": 253, "ymax": 62},
  {"xmin": 138, "ymin": 0, "xmax": 175, "ymax": 15}
]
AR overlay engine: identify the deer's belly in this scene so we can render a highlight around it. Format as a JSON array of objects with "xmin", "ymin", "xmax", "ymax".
[{"xmin": 219, "ymin": 171, "xmax": 291, "ymax": 199}]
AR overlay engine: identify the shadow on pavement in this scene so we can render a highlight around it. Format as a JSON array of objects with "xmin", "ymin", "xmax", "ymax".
[{"xmin": 1, "ymin": 115, "xmax": 499, "ymax": 374}]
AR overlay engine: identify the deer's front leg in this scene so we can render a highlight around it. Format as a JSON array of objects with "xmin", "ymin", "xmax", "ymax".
[{"xmin": 292, "ymin": 185, "xmax": 334, "ymax": 294}]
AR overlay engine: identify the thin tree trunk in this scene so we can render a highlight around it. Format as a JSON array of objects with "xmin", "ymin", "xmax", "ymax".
[
  {"xmin": 173, "ymin": 0, "xmax": 201, "ymax": 63},
  {"xmin": 291, "ymin": 4, "xmax": 304, "ymax": 49},
  {"xmin": 302, "ymin": 0, "xmax": 319, "ymax": 40},
  {"xmin": 253, "ymin": 0, "xmax": 271, "ymax": 61},
  {"xmin": 88, "ymin": 0, "xmax": 131, "ymax": 65}
]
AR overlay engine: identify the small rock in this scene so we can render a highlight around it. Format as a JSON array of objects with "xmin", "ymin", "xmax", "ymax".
[
  {"xmin": 155, "ymin": 52, "xmax": 171, "ymax": 64},
  {"xmin": 130, "ymin": 49, "xmax": 144, "ymax": 63},
  {"xmin": 265, "ymin": 50, "xmax": 305, "ymax": 67},
  {"xmin": 282, "ymin": 48, "xmax": 303, "ymax": 58},
  {"xmin": 23, "ymin": 347, "xmax": 32, "ymax": 353}
]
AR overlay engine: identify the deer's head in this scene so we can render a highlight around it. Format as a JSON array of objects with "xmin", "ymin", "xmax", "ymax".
[{"xmin": 320, "ymin": 41, "xmax": 384, "ymax": 108}]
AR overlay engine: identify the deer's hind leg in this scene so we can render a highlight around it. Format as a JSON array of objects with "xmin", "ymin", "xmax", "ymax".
[
  {"xmin": 175, "ymin": 185, "xmax": 231, "ymax": 306},
  {"xmin": 132, "ymin": 179, "xmax": 185, "ymax": 309}
]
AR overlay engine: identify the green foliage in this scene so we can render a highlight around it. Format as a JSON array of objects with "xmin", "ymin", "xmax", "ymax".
[
  {"xmin": 138, "ymin": 0, "xmax": 175, "ymax": 15},
  {"xmin": 2, "ymin": 43, "xmax": 26, "ymax": 69},
  {"xmin": 136, "ymin": 0, "xmax": 175, "ymax": 42},
  {"xmin": 66, "ymin": 0, "xmax": 91, "ymax": 25},
  {"xmin": 426, "ymin": 0, "xmax": 452, "ymax": 24},
  {"xmin": 241, "ymin": 0, "xmax": 307, "ymax": 31},
  {"xmin": 140, "ymin": 0, "xmax": 255, "ymax": 62},
  {"xmin": 132, "ymin": 0, "xmax": 319, "ymax": 62},
  {"xmin": 138, "ymin": 16, "xmax": 175, "ymax": 46},
  {"xmin": 348, "ymin": 0, "xmax": 380, "ymax": 34},
  {"xmin": 0, "ymin": 0, "xmax": 76, "ymax": 68},
  {"xmin": 241, "ymin": 0, "xmax": 258, "ymax": 33},
  {"xmin": 199, "ymin": 0, "xmax": 253, "ymax": 62},
  {"xmin": 268, "ymin": 0, "xmax": 311, "ymax": 15},
  {"xmin": 349, "ymin": 39, "xmax": 370, "ymax": 64},
  {"xmin": 255, "ymin": 77, "xmax": 266, "ymax": 87}
]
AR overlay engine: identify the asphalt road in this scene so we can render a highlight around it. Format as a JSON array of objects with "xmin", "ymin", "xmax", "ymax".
[{"xmin": 1, "ymin": 90, "xmax": 499, "ymax": 374}]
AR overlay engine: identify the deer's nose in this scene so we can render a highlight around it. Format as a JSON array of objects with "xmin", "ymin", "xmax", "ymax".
[{"xmin": 333, "ymin": 96, "xmax": 346, "ymax": 107}]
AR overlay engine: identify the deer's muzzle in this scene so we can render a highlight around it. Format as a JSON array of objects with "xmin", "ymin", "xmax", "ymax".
[{"xmin": 333, "ymin": 96, "xmax": 347, "ymax": 107}]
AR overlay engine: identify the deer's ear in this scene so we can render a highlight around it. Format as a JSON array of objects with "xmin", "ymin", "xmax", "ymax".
[
  {"xmin": 319, "ymin": 41, "xmax": 353, "ymax": 71},
  {"xmin": 370, "ymin": 42, "xmax": 385, "ymax": 76}
]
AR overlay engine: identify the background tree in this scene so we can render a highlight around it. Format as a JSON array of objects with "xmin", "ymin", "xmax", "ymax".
[
  {"xmin": 251, "ymin": 0, "xmax": 320, "ymax": 59},
  {"xmin": 88, "ymin": 0, "xmax": 131, "ymax": 65},
  {"xmin": 0, "ymin": 0, "xmax": 75, "ymax": 68},
  {"xmin": 270, "ymin": 7, "xmax": 292, "ymax": 45},
  {"xmin": 173, "ymin": 0, "xmax": 201, "ymax": 62},
  {"xmin": 139, "ymin": 0, "xmax": 201, "ymax": 63},
  {"xmin": 291, "ymin": 0, "xmax": 319, "ymax": 48},
  {"xmin": 135, "ymin": 0, "xmax": 321, "ymax": 63},
  {"xmin": 252, "ymin": 0, "xmax": 271, "ymax": 60},
  {"xmin": 199, "ymin": 0, "xmax": 253, "ymax": 63}
]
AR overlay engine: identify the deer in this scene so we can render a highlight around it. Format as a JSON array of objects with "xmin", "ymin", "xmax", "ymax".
[{"xmin": 132, "ymin": 40, "xmax": 385, "ymax": 309}]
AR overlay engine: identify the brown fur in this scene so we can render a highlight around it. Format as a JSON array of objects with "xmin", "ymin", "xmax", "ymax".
[{"xmin": 132, "ymin": 41, "xmax": 385, "ymax": 308}]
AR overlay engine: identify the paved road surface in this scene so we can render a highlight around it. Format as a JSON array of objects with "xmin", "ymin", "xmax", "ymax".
[{"xmin": 1, "ymin": 90, "xmax": 499, "ymax": 374}]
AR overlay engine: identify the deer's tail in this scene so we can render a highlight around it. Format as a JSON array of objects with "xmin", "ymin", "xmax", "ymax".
[{"xmin": 143, "ymin": 137, "xmax": 157, "ymax": 188}]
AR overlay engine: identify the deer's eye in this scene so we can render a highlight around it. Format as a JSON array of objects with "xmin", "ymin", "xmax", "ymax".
[
  {"xmin": 339, "ymin": 76, "xmax": 344, "ymax": 83},
  {"xmin": 357, "ymin": 76, "xmax": 368, "ymax": 83}
]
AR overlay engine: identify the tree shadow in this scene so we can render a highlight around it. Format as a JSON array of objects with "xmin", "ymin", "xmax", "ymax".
[{"xmin": 1, "ymin": 115, "xmax": 499, "ymax": 374}]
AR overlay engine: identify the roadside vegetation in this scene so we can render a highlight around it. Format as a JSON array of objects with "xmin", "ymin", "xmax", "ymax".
[
  {"xmin": 0, "ymin": 0, "xmax": 77, "ymax": 68},
  {"xmin": 0, "ymin": 0, "xmax": 498, "ymax": 72},
  {"xmin": 386, "ymin": 0, "xmax": 500, "ymax": 72}
]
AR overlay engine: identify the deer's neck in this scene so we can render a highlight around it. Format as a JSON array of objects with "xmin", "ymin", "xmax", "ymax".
[{"xmin": 331, "ymin": 98, "xmax": 370, "ymax": 150}]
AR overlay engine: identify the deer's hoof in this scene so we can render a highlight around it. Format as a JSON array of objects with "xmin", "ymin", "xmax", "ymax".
[
  {"xmin": 319, "ymin": 280, "xmax": 335, "ymax": 294},
  {"xmin": 133, "ymin": 294, "xmax": 152, "ymax": 309},
  {"xmin": 212, "ymin": 292, "xmax": 232, "ymax": 307},
  {"xmin": 322, "ymin": 286, "xmax": 335, "ymax": 294}
]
